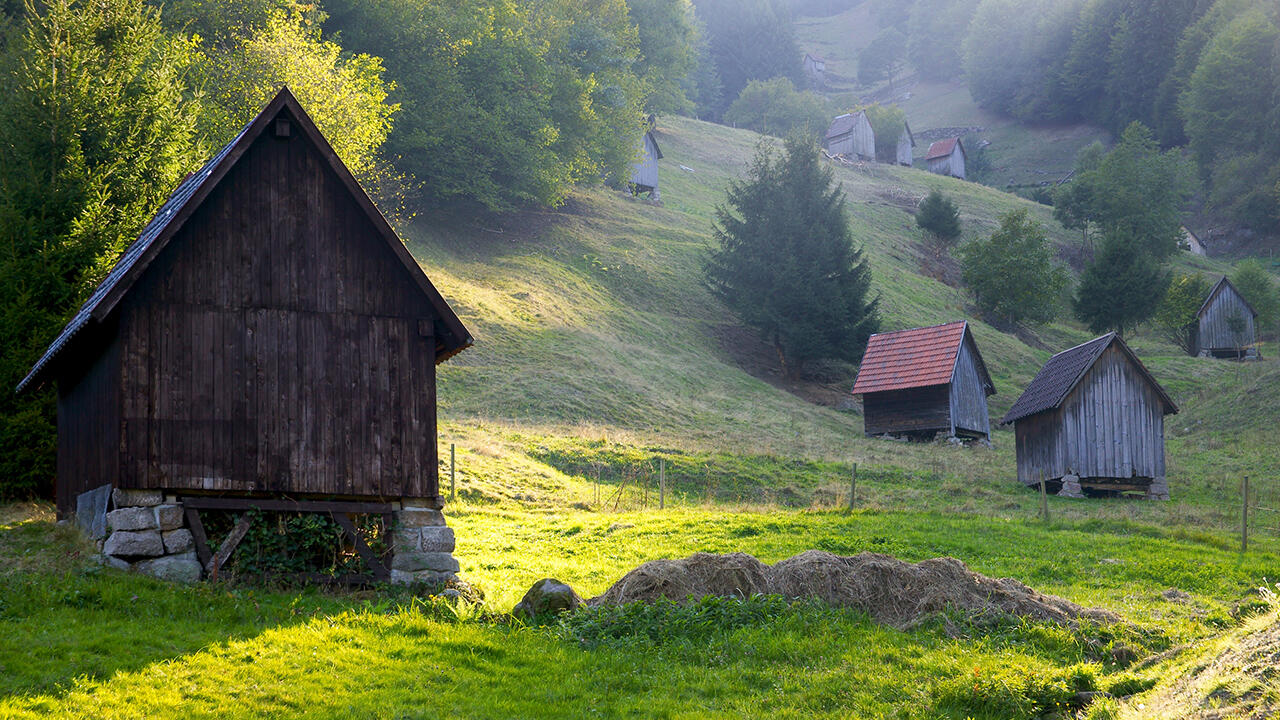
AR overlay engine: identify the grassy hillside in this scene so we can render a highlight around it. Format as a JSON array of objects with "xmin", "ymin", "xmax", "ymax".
[{"xmin": 3, "ymin": 115, "xmax": 1279, "ymax": 718}]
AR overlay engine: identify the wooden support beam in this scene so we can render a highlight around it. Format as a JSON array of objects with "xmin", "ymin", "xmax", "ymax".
[
  {"xmin": 331, "ymin": 512, "xmax": 390, "ymax": 580},
  {"xmin": 207, "ymin": 513, "xmax": 253, "ymax": 579},
  {"xmin": 181, "ymin": 497, "xmax": 394, "ymax": 514},
  {"xmin": 184, "ymin": 506, "xmax": 213, "ymax": 570}
]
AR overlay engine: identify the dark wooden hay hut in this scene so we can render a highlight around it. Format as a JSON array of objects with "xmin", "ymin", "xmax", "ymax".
[
  {"xmin": 19, "ymin": 88, "xmax": 472, "ymax": 583},
  {"xmin": 1001, "ymin": 334, "xmax": 1177, "ymax": 499},
  {"xmin": 1195, "ymin": 276, "xmax": 1257, "ymax": 359},
  {"xmin": 852, "ymin": 321, "xmax": 995, "ymax": 441}
]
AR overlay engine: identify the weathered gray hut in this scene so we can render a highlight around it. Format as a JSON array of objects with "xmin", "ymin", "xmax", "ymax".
[
  {"xmin": 896, "ymin": 122, "xmax": 915, "ymax": 166},
  {"xmin": 851, "ymin": 321, "xmax": 995, "ymax": 441},
  {"xmin": 629, "ymin": 129, "xmax": 663, "ymax": 199},
  {"xmin": 18, "ymin": 87, "xmax": 472, "ymax": 583},
  {"xmin": 1001, "ymin": 334, "xmax": 1177, "ymax": 500},
  {"xmin": 1195, "ymin": 276, "xmax": 1257, "ymax": 358},
  {"xmin": 825, "ymin": 112, "xmax": 876, "ymax": 161},
  {"xmin": 1180, "ymin": 225, "xmax": 1206, "ymax": 256},
  {"xmin": 925, "ymin": 137, "xmax": 965, "ymax": 179},
  {"xmin": 803, "ymin": 53, "xmax": 826, "ymax": 89}
]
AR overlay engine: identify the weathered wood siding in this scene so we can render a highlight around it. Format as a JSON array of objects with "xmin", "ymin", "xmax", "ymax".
[
  {"xmin": 863, "ymin": 385, "xmax": 951, "ymax": 436},
  {"xmin": 55, "ymin": 331, "xmax": 121, "ymax": 516},
  {"xmin": 1014, "ymin": 344, "xmax": 1166, "ymax": 485},
  {"xmin": 828, "ymin": 114, "xmax": 876, "ymax": 160},
  {"xmin": 102, "ymin": 115, "xmax": 442, "ymax": 499},
  {"xmin": 948, "ymin": 338, "xmax": 990, "ymax": 437},
  {"xmin": 928, "ymin": 146, "xmax": 965, "ymax": 179},
  {"xmin": 1197, "ymin": 283, "xmax": 1255, "ymax": 353},
  {"xmin": 896, "ymin": 131, "xmax": 913, "ymax": 166},
  {"xmin": 630, "ymin": 133, "xmax": 660, "ymax": 191}
]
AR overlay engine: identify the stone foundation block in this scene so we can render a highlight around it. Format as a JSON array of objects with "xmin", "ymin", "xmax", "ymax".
[
  {"xmin": 163, "ymin": 528, "xmax": 194, "ymax": 554},
  {"xmin": 391, "ymin": 569, "xmax": 457, "ymax": 586},
  {"xmin": 104, "ymin": 530, "xmax": 163, "ymax": 558},
  {"xmin": 1058, "ymin": 474, "xmax": 1084, "ymax": 498},
  {"xmin": 76, "ymin": 485, "xmax": 112, "ymax": 540},
  {"xmin": 155, "ymin": 504, "xmax": 185, "ymax": 530},
  {"xmin": 134, "ymin": 552, "xmax": 202, "ymax": 584},
  {"xmin": 1146, "ymin": 480, "xmax": 1170, "ymax": 501},
  {"xmin": 417, "ymin": 526, "xmax": 455, "ymax": 553},
  {"xmin": 107, "ymin": 506, "xmax": 159, "ymax": 532},
  {"xmin": 113, "ymin": 488, "xmax": 163, "ymax": 508},
  {"xmin": 391, "ymin": 550, "xmax": 460, "ymax": 574},
  {"xmin": 399, "ymin": 507, "xmax": 446, "ymax": 528}
]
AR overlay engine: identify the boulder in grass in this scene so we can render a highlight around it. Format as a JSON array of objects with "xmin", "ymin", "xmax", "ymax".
[
  {"xmin": 134, "ymin": 552, "xmax": 202, "ymax": 584},
  {"xmin": 512, "ymin": 578, "xmax": 583, "ymax": 620}
]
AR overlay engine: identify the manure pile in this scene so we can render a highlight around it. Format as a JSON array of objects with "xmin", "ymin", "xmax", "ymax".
[{"xmin": 589, "ymin": 550, "xmax": 1117, "ymax": 630}]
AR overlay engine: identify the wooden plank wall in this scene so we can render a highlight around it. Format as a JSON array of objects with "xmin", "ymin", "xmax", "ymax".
[
  {"xmin": 55, "ymin": 333, "xmax": 121, "ymax": 516},
  {"xmin": 1198, "ymin": 284, "xmax": 1255, "ymax": 353},
  {"xmin": 1015, "ymin": 345, "xmax": 1166, "ymax": 485},
  {"xmin": 863, "ymin": 385, "xmax": 951, "ymax": 436},
  {"xmin": 629, "ymin": 133, "xmax": 659, "ymax": 190},
  {"xmin": 829, "ymin": 114, "xmax": 876, "ymax": 160},
  {"xmin": 113, "ymin": 115, "xmax": 440, "ymax": 499},
  {"xmin": 948, "ymin": 338, "xmax": 991, "ymax": 438}
]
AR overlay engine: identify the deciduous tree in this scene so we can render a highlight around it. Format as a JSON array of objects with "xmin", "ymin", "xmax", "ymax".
[{"xmin": 958, "ymin": 209, "xmax": 1067, "ymax": 326}]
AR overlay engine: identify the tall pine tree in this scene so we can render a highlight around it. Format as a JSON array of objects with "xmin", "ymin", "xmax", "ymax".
[
  {"xmin": 1073, "ymin": 231, "xmax": 1170, "ymax": 337},
  {"xmin": 704, "ymin": 137, "xmax": 879, "ymax": 378}
]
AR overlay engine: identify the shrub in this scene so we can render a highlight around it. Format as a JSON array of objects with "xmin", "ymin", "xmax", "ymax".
[
  {"xmin": 723, "ymin": 77, "xmax": 829, "ymax": 138},
  {"xmin": 915, "ymin": 189, "xmax": 962, "ymax": 252},
  {"xmin": 958, "ymin": 209, "xmax": 1068, "ymax": 326}
]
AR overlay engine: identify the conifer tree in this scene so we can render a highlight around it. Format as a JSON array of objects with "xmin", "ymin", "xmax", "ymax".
[
  {"xmin": 1073, "ymin": 231, "xmax": 1170, "ymax": 337},
  {"xmin": 704, "ymin": 137, "xmax": 879, "ymax": 378},
  {"xmin": 915, "ymin": 189, "xmax": 961, "ymax": 253}
]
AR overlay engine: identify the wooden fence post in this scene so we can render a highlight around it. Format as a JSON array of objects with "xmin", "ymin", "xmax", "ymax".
[
  {"xmin": 1242, "ymin": 475, "xmax": 1249, "ymax": 553},
  {"xmin": 849, "ymin": 463, "xmax": 857, "ymax": 511},
  {"xmin": 1039, "ymin": 471, "xmax": 1049, "ymax": 523},
  {"xmin": 659, "ymin": 457, "xmax": 665, "ymax": 510},
  {"xmin": 450, "ymin": 443, "xmax": 456, "ymax": 502}
]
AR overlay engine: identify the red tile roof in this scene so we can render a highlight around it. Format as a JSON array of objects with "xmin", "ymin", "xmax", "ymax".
[
  {"xmin": 852, "ymin": 321, "xmax": 970, "ymax": 395},
  {"xmin": 925, "ymin": 137, "xmax": 959, "ymax": 161}
]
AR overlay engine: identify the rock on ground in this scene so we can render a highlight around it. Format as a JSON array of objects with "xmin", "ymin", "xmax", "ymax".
[{"xmin": 513, "ymin": 578, "xmax": 583, "ymax": 620}]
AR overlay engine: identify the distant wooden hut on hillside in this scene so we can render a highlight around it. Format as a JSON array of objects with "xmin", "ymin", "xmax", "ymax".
[
  {"xmin": 1195, "ymin": 276, "xmax": 1257, "ymax": 359},
  {"xmin": 19, "ymin": 87, "xmax": 472, "ymax": 583},
  {"xmin": 925, "ymin": 137, "xmax": 966, "ymax": 179},
  {"xmin": 802, "ymin": 53, "xmax": 826, "ymax": 89},
  {"xmin": 629, "ymin": 128, "xmax": 663, "ymax": 200},
  {"xmin": 1180, "ymin": 225, "xmax": 1206, "ymax": 256},
  {"xmin": 851, "ymin": 321, "xmax": 995, "ymax": 441},
  {"xmin": 824, "ymin": 112, "xmax": 875, "ymax": 161},
  {"xmin": 1001, "ymin": 333, "xmax": 1177, "ymax": 500},
  {"xmin": 896, "ymin": 122, "xmax": 915, "ymax": 166}
]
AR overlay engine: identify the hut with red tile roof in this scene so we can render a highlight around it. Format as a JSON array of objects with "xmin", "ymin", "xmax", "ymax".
[
  {"xmin": 925, "ymin": 137, "xmax": 966, "ymax": 179},
  {"xmin": 851, "ymin": 321, "xmax": 994, "ymax": 441}
]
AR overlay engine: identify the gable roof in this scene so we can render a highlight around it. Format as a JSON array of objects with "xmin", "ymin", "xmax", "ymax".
[
  {"xmin": 643, "ymin": 130, "xmax": 663, "ymax": 160},
  {"xmin": 804, "ymin": 52, "xmax": 825, "ymax": 64},
  {"xmin": 925, "ymin": 137, "xmax": 963, "ymax": 161},
  {"xmin": 18, "ymin": 86, "xmax": 472, "ymax": 392},
  {"xmin": 826, "ymin": 112, "xmax": 867, "ymax": 140},
  {"xmin": 851, "ymin": 321, "xmax": 994, "ymax": 396},
  {"xmin": 1197, "ymin": 276, "xmax": 1257, "ymax": 319},
  {"xmin": 1000, "ymin": 333, "xmax": 1177, "ymax": 425}
]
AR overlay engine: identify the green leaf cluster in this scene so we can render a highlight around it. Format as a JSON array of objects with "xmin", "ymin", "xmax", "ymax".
[
  {"xmin": 958, "ymin": 209, "xmax": 1068, "ymax": 326},
  {"xmin": 723, "ymin": 77, "xmax": 829, "ymax": 139},
  {"xmin": 704, "ymin": 136, "xmax": 880, "ymax": 378},
  {"xmin": 914, "ymin": 189, "xmax": 962, "ymax": 252},
  {"xmin": 1231, "ymin": 259, "xmax": 1280, "ymax": 338},
  {"xmin": 1073, "ymin": 231, "xmax": 1170, "ymax": 337},
  {"xmin": 1152, "ymin": 272, "xmax": 1209, "ymax": 354}
]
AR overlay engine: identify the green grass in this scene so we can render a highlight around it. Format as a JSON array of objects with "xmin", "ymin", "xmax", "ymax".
[{"xmin": 4, "ymin": 114, "xmax": 1280, "ymax": 717}]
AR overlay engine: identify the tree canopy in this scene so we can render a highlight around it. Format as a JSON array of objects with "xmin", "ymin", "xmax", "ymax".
[
  {"xmin": 704, "ymin": 137, "xmax": 879, "ymax": 378},
  {"xmin": 1073, "ymin": 231, "xmax": 1170, "ymax": 337},
  {"xmin": 958, "ymin": 209, "xmax": 1068, "ymax": 326},
  {"xmin": 723, "ymin": 78, "xmax": 828, "ymax": 139}
]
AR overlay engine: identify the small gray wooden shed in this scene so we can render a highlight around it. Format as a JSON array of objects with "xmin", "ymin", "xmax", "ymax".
[
  {"xmin": 925, "ymin": 137, "xmax": 965, "ymax": 179},
  {"xmin": 896, "ymin": 122, "xmax": 915, "ymax": 166},
  {"xmin": 825, "ymin": 112, "xmax": 875, "ymax": 161},
  {"xmin": 1196, "ymin": 276, "xmax": 1257, "ymax": 358},
  {"xmin": 629, "ymin": 129, "xmax": 663, "ymax": 199},
  {"xmin": 1001, "ymin": 333, "xmax": 1177, "ymax": 500},
  {"xmin": 803, "ymin": 53, "xmax": 826, "ymax": 89}
]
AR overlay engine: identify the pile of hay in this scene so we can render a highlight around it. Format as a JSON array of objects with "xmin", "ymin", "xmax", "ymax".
[{"xmin": 589, "ymin": 550, "xmax": 1117, "ymax": 630}]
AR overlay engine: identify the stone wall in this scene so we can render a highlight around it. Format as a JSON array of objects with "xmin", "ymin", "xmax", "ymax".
[
  {"xmin": 96, "ymin": 488, "xmax": 202, "ymax": 583},
  {"xmin": 78, "ymin": 487, "xmax": 462, "ymax": 586}
]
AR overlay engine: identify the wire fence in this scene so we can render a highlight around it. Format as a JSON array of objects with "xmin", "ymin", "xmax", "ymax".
[{"xmin": 441, "ymin": 443, "xmax": 1280, "ymax": 553}]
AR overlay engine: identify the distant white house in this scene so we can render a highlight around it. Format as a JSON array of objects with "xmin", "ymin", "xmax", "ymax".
[
  {"xmin": 926, "ymin": 137, "xmax": 966, "ymax": 179},
  {"xmin": 629, "ymin": 129, "xmax": 663, "ymax": 199},
  {"xmin": 803, "ymin": 53, "xmax": 826, "ymax": 89},
  {"xmin": 824, "ymin": 112, "xmax": 875, "ymax": 161},
  {"xmin": 1180, "ymin": 225, "xmax": 1206, "ymax": 256},
  {"xmin": 896, "ymin": 122, "xmax": 915, "ymax": 166}
]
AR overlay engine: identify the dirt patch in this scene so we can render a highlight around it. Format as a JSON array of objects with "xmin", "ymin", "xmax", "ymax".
[
  {"xmin": 590, "ymin": 550, "xmax": 1118, "ymax": 630},
  {"xmin": 710, "ymin": 324, "xmax": 857, "ymax": 409}
]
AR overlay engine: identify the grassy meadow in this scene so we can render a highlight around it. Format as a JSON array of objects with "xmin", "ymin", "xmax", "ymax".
[{"xmin": 4, "ymin": 115, "xmax": 1280, "ymax": 718}]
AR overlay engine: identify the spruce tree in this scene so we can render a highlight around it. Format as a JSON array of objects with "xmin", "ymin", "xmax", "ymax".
[
  {"xmin": 704, "ymin": 137, "xmax": 879, "ymax": 378},
  {"xmin": 915, "ymin": 189, "xmax": 961, "ymax": 253},
  {"xmin": 1073, "ymin": 231, "xmax": 1170, "ymax": 337}
]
